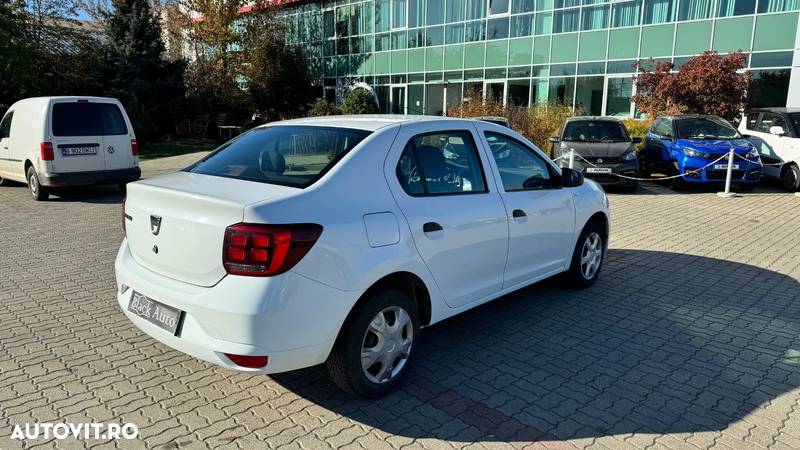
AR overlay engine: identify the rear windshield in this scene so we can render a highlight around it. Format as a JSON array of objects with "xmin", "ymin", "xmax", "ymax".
[
  {"xmin": 675, "ymin": 117, "xmax": 741, "ymax": 139},
  {"xmin": 563, "ymin": 120, "xmax": 629, "ymax": 143},
  {"xmin": 186, "ymin": 125, "xmax": 372, "ymax": 188},
  {"xmin": 52, "ymin": 102, "xmax": 128, "ymax": 136}
]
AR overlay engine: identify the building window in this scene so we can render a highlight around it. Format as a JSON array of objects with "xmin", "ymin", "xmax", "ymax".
[
  {"xmin": 446, "ymin": 0, "xmax": 465, "ymax": 21},
  {"xmin": 513, "ymin": 0, "xmax": 536, "ymax": 13},
  {"xmin": 490, "ymin": 0, "xmax": 512, "ymax": 15},
  {"xmin": 581, "ymin": 5, "xmax": 609, "ymax": 30},
  {"xmin": 465, "ymin": 20, "xmax": 487, "ymax": 41},
  {"xmin": 427, "ymin": 0, "xmax": 445, "ymax": 24},
  {"xmin": 678, "ymin": 0, "xmax": 713, "ymax": 20},
  {"xmin": 393, "ymin": 0, "xmax": 407, "ymax": 28},
  {"xmin": 511, "ymin": 13, "xmax": 534, "ymax": 36},
  {"xmin": 553, "ymin": 8, "xmax": 579, "ymax": 32},
  {"xmin": 409, "ymin": 0, "xmax": 424, "ymax": 27},
  {"xmin": 716, "ymin": 0, "xmax": 756, "ymax": 16},
  {"xmin": 643, "ymin": 0, "xmax": 676, "ymax": 24},
  {"xmin": 611, "ymin": 1, "xmax": 640, "ymax": 27},
  {"xmin": 758, "ymin": 0, "xmax": 800, "ymax": 12},
  {"xmin": 487, "ymin": 17, "xmax": 510, "ymax": 39},
  {"xmin": 466, "ymin": 0, "xmax": 488, "ymax": 19},
  {"xmin": 748, "ymin": 69, "xmax": 790, "ymax": 108},
  {"xmin": 445, "ymin": 23, "xmax": 465, "ymax": 43}
]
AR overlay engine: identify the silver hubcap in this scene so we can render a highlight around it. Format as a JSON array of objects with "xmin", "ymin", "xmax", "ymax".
[
  {"xmin": 361, "ymin": 306, "xmax": 413, "ymax": 384},
  {"xmin": 580, "ymin": 232, "xmax": 603, "ymax": 280},
  {"xmin": 29, "ymin": 175, "xmax": 37, "ymax": 194}
]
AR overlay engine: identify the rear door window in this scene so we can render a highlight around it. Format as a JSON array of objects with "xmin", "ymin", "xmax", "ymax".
[
  {"xmin": 52, "ymin": 102, "xmax": 128, "ymax": 136},
  {"xmin": 187, "ymin": 125, "xmax": 371, "ymax": 188},
  {"xmin": 395, "ymin": 130, "xmax": 488, "ymax": 196}
]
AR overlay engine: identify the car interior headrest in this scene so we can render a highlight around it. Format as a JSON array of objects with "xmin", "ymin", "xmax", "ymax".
[{"xmin": 259, "ymin": 149, "xmax": 286, "ymax": 174}]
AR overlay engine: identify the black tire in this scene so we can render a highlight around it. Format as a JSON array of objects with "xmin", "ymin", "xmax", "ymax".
[
  {"xmin": 326, "ymin": 289, "xmax": 420, "ymax": 398},
  {"xmin": 780, "ymin": 164, "xmax": 800, "ymax": 192},
  {"xmin": 564, "ymin": 220, "xmax": 606, "ymax": 288},
  {"xmin": 27, "ymin": 166, "xmax": 49, "ymax": 201},
  {"xmin": 666, "ymin": 163, "xmax": 685, "ymax": 191}
]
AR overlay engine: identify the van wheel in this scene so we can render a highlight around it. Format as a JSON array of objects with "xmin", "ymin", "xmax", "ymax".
[
  {"xmin": 27, "ymin": 166, "xmax": 49, "ymax": 201},
  {"xmin": 781, "ymin": 164, "xmax": 800, "ymax": 192},
  {"xmin": 565, "ymin": 221, "xmax": 605, "ymax": 288},
  {"xmin": 327, "ymin": 289, "xmax": 419, "ymax": 398}
]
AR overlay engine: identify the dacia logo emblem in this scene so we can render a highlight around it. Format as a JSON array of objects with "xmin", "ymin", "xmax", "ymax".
[
  {"xmin": 597, "ymin": 158, "xmax": 603, "ymax": 164},
  {"xmin": 150, "ymin": 215, "xmax": 162, "ymax": 236}
]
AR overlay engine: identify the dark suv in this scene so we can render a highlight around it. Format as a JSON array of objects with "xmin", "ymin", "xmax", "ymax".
[{"xmin": 550, "ymin": 117, "xmax": 641, "ymax": 192}]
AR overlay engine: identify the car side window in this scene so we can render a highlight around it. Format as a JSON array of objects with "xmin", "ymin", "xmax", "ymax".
[
  {"xmin": 746, "ymin": 112, "xmax": 760, "ymax": 131},
  {"xmin": 485, "ymin": 132, "xmax": 554, "ymax": 191},
  {"xmin": 395, "ymin": 130, "xmax": 487, "ymax": 196},
  {"xmin": 759, "ymin": 113, "xmax": 787, "ymax": 133},
  {"xmin": 0, "ymin": 111, "xmax": 13, "ymax": 139}
]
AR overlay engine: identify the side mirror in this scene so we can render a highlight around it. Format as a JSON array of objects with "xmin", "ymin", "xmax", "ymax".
[
  {"xmin": 549, "ymin": 136, "xmax": 560, "ymax": 143},
  {"xmin": 561, "ymin": 168, "xmax": 584, "ymax": 188},
  {"xmin": 631, "ymin": 137, "xmax": 643, "ymax": 144},
  {"xmin": 769, "ymin": 126, "xmax": 785, "ymax": 136}
]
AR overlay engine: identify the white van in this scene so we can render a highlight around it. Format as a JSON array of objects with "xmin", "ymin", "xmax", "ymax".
[{"xmin": 0, "ymin": 97, "xmax": 141, "ymax": 200}]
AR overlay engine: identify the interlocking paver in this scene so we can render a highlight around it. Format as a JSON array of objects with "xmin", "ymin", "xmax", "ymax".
[{"xmin": 1, "ymin": 151, "xmax": 799, "ymax": 449}]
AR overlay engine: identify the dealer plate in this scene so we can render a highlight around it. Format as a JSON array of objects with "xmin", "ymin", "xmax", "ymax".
[
  {"xmin": 127, "ymin": 291, "xmax": 183, "ymax": 335},
  {"xmin": 586, "ymin": 167, "xmax": 612, "ymax": 174}
]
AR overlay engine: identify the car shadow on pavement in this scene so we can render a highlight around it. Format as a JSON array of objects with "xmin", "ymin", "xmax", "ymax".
[
  {"xmin": 0, "ymin": 182, "xmax": 126, "ymax": 204},
  {"xmin": 271, "ymin": 249, "xmax": 800, "ymax": 444}
]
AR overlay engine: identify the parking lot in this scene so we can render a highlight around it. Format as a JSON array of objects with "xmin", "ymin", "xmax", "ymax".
[{"xmin": 1, "ymin": 152, "xmax": 799, "ymax": 450}]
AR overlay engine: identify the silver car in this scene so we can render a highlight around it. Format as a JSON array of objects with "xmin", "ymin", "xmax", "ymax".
[{"xmin": 550, "ymin": 117, "xmax": 641, "ymax": 192}]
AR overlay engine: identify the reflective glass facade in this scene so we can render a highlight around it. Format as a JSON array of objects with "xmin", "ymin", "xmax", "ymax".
[{"xmin": 279, "ymin": 0, "xmax": 799, "ymax": 115}]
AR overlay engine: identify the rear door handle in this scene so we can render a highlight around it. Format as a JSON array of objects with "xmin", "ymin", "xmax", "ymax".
[
  {"xmin": 512, "ymin": 209, "xmax": 526, "ymax": 218},
  {"xmin": 423, "ymin": 222, "xmax": 443, "ymax": 233}
]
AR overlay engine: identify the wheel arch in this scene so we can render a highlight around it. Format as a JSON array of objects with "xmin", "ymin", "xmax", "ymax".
[{"xmin": 333, "ymin": 271, "xmax": 433, "ymax": 348}]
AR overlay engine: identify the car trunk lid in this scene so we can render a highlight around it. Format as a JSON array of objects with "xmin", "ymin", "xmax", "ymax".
[{"xmin": 124, "ymin": 172, "xmax": 299, "ymax": 287}]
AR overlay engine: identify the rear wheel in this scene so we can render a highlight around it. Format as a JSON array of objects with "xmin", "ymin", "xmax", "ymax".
[
  {"xmin": 327, "ymin": 289, "xmax": 419, "ymax": 398},
  {"xmin": 780, "ymin": 164, "xmax": 800, "ymax": 192},
  {"xmin": 27, "ymin": 166, "xmax": 49, "ymax": 201},
  {"xmin": 565, "ymin": 221, "xmax": 605, "ymax": 288}
]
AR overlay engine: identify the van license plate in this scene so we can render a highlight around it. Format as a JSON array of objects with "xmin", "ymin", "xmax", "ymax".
[
  {"xmin": 61, "ymin": 146, "xmax": 97, "ymax": 156},
  {"xmin": 714, "ymin": 164, "xmax": 739, "ymax": 170},
  {"xmin": 127, "ymin": 291, "xmax": 183, "ymax": 335},
  {"xmin": 586, "ymin": 167, "xmax": 612, "ymax": 174}
]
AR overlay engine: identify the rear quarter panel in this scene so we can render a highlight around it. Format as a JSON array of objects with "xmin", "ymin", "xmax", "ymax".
[
  {"xmin": 242, "ymin": 124, "xmax": 446, "ymax": 320},
  {"xmin": 7, "ymin": 99, "xmax": 47, "ymax": 181}
]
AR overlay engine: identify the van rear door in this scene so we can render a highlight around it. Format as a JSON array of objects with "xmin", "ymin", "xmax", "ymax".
[
  {"xmin": 101, "ymin": 102, "xmax": 137, "ymax": 170},
  {"xmin": 49, "ymin": 100, "xmax": 127, "ymax": 174}
]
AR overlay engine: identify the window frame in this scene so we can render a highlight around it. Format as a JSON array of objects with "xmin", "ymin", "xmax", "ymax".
[
  {"xmin": 396, "ymin": 129, "xmax": 491, "ymax": 197},
  {"xmin": 484, "ymin": 131, "xmax": 562, "ymax": 192}
]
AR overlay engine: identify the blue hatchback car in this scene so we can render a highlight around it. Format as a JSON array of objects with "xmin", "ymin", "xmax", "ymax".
[{"xmin": 641, "ymin": 115, "xmax": 762, "ymax": 190}]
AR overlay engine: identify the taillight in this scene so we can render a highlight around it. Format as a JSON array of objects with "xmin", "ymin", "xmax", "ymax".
[
  {"xmin": 130, "ymin": 139, "xmax": 139, "ymax": 156},
  {"xmin": 40, "ymin": 142, "xmax": 54, "ymax": 161},
  {"xmin": 222, "ymin": 223, "xmax": 322, "ymax": 277}
]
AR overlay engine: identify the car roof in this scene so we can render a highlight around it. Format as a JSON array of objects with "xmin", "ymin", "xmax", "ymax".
[
  {"xmin": 745, "ymin": 107, "xmax": 800, "ymax": 114},
  {"xmin": 268, "ymin": 115, "xmax": 482, "ymax": 132},
  {"xmin": 565, "ymin": 116, "xmax": 621, "ymax": 122}
]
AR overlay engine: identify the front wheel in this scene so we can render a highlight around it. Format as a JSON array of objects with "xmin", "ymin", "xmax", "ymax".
[
  {"xmin": 327, "ymin": 289, "xmax": 419, "ymax": 398},
  {"xmin": 780, "ymin": 164, "xmax": 800, "ymax": 192},
  {"xmin": 565, "ymin": 221, "xmax": 605, "ymax": 288},
  {"xmin": 27, "ymin": 166, "xmax": 49, "ymax": 201}
]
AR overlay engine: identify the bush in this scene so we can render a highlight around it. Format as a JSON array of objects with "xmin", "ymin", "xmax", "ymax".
[
  {"xmin": 622, "ymin": 118, "xmax": 652, "ymax": 152},
  {"xmin": 447, "ymin": 88, "xmax": 579, "ymax": 156},
  {"xmin": 341, "ymin": 87, "xmax": 379, "ymax": 114},
  {"xmin": 310, "ymin": 98, "xmax": 341, "ymax": 116}
]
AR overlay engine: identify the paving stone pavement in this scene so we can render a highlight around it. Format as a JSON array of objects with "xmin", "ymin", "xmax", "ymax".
[{"xmin": 1, "ymin": 152, "xmax": 799, "ymax": 450}]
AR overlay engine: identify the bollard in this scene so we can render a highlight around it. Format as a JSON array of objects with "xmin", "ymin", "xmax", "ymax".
[
  {"xmin": 568, "ymin": 148, "xmax": 575, "ymax": 170},
  {"xmin": 717, "ymin": 145, "xmax": 738, "ymax": 198}
]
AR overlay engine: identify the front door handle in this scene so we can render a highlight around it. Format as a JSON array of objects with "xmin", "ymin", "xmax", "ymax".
[
  {"xmin": 423, "ymin": 222, "xmax": 443, "ymax": 233},
  {"xmin": 512, "ymin": 209, "xmax": 526, "ymax": 218}
]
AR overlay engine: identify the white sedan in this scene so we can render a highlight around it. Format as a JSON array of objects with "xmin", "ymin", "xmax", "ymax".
[{"xmin": 115, "ymin": 116, "xmax": 610, "ymax": 398}]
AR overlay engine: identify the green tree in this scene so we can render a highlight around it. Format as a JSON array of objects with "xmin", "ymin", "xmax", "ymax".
[
  {"xmin": 104, "ymin": 0, "xmax": 186, "ymax": 141},
  {"xmin": 240, "ymin": 8, "xmax": 314, "ymax": 121},
  {"xmin": 0, "ymin": 0, "xmax": 33, "ymax": 105},
  {"xmin": 310, "ymin": 98, "xmax": 341, "ymax": 116},
  {"xmin": 341, "ymin": 87, "xmax": 379, "ymax": 114}
]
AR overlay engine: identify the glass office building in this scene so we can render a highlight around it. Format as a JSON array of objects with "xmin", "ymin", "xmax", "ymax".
[{"xmin": 279, "ymin": 0, "xmax": 799, "ymax": 116}]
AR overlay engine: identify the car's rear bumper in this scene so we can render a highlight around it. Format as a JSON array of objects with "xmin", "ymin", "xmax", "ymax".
[
  {"xmin": 41, "ymin": 167, "xmax": 141, "ymax": 187},
  {"xmin": 113, "ymin": 239, "xmax": 360, "ymax": 374}
]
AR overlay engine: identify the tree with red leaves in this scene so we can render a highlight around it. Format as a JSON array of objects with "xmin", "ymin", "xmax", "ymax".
[{"xmin": 632, "ymin": 51, "xmax": 750, "ymax": 123}]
